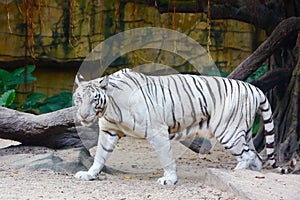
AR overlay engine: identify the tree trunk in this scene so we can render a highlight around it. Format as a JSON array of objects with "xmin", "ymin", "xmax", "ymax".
[{"xmin": 269, "ymin": 33, "xmax": 300, "ymax": 161}]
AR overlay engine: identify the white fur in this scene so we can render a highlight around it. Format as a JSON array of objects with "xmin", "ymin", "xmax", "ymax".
[{"xmin": 73, "ymin": 69, "xmax": 275, "ymax": 184}]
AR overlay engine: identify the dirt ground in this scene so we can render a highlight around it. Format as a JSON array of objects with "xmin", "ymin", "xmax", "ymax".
[{"xmin": 0, "ymin": 137, "xmax": 299, "ymax": 200}]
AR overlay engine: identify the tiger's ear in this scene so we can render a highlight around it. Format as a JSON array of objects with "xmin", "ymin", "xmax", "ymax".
[
  {"xmin": 75, "ymin": 73, "xmax": 85, "ymax": 86},
  {"xmin": 100, "ymin": 75, "xmax": 109, "ymax": 89}
]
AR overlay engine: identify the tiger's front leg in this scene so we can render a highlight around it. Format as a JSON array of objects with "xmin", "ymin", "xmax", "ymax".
[{"xmin": 74, "ymin": 129, "xmax": 119, "ymax": 181}]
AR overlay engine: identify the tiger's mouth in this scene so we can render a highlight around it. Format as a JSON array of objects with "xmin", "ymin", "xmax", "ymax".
[
  {"xmin": 81, "ymin": 119, "xmax": 95, "ymax": 127},
  {"xmin": 77, "ymin": 114, "xmax": 97, "ymax": 127}
]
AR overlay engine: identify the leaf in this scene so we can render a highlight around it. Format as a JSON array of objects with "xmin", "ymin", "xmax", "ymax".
[
  {"xmin": 0, "ymin": 89, "xmax": 16, "ymax": 107},
  {"xmin": 38, "ymin": 92, "xmax": 73, "ymax": 113},
  {"xmin": 252, "ymin": 115, "xmax": 261, "ymax": 136},
  {"xmin": 12, "ymin": 65, "xmax": 36, "ymax": 76},
  {"xmin": 246, "ymin": 64, "xmax": 267, "ymax": 82},
  {"xmin": 0, "ymin": 69, "xmax": 14, "ymax": 92},
  {"xmin": 21, "ymin": 92, "xmax": 45, "ymax": 110},
  {"xmin": 0, "ymin": 66, "xmax": 37, "ymax": 91},
  {"xmin": 124, "ymin": 175, "xmax": 132, "ymax": 179},
  {"xmin": 0, "ymin": 69, "xmax": 13, "ymax": 82},
  {"xmin": 220, "ymin": 71, "xmax": 229, "ymax": 77},
  {"xmin": 8, "ymin": 65, "xmax": 37, "ymax": 86},
  {"xmin": 152, "ymin": 171, "xmax": 160, "ymax": 175},
  {"xmin": 38, "ymin": 104, "xmax": 52, "ymax": 113},
  {"xmin": 7, "ymin": 74, "xmax": 36, "ymax": 86}
]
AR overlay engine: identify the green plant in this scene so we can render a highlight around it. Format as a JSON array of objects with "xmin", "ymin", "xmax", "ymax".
[
  {"xmin": 246, "ymin": 64, "xmax": 267, "ymax": 83},
  {"xmin": 0, "ymin": 89, "xmax": 16, "ymax": 107},
  {"xmin": 20, "ymin": 92, "xmax": 46, "ymax": 113},
  {"xmin": 0, "ymin": 65, "xmax": 36, "ymax": 94},
  {"xmin": 21, "ymin": 92, "xmax": 73, "ymax": 114},
  {"xmin": 38, "ymin": 92, "xmax": 73, "ymax": 113},
  {"xmin": 0, "ymin": 65, "xmax": 36, "ymax": 108},
  {"xmin": 252, "ymin": 115, "xmax": 261, "ymax": 136},
  {"xmin": 219, "ymin": 71, "xmax": 228, "ymax": 77},
  {"xmin": 208, "ymin": 69, "xmax": 228, "ymax": 77},
  {"xmin": 0, "ymin": 66, "xmax": 72, "ymax": 113}
]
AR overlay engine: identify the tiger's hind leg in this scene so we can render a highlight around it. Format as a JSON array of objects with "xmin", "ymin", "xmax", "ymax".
[
  {"xmin": 246, "ymin": 133, "xmax": 262, "ymax": 171},
  {"xmin": 250, "ymin": 152, "xmax": 262, "ymax": 171},
  {"xmin": 224, "ymin": 132, "xmax": 260, "ymax": 171},
  {"xmin": 234, "ymin": 150, "xmax": 256, "ymax": 170},
  {"xmin": 232, "ymin": 138, "xmax": 262, "ymax": 171},
  {"xmin": 147, "ymin": 126, "xmax": 177, "ymax": 185},
  {"xmin": 234, "ymin": 150, "xmax": 262, "ymax": 171}
]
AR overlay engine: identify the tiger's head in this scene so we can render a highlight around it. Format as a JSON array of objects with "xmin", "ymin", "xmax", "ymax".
[{"xmin": 73, "ymin": 73, "xmax": 109, "ymax": 127}]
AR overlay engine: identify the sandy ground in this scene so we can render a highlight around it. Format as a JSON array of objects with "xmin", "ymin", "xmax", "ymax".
[
  {"xmin": 0, "ymin": 137, "xmax": 299, "ymax": 200},
  {"xmin": 0, "ymin": 138, "xmax": 236, "ymax": 200}
]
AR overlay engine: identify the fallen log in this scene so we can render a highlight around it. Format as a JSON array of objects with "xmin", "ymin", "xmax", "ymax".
[
  {"xmin": 0, "ymin": 105, "xmax": 209, "ymax": 152},
  {"xmin": 0, "ymin": 106, "xmax": 82, "ymax": 148}
]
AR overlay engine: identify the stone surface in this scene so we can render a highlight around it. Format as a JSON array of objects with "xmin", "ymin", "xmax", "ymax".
[
  {"xmin": 0, "ymin": 145, "xmax": 87, "ymax": 174},
  {"xmin": 204, "ymin": 168, "xmax": 300, "ymax": 200},
  {"xmin": 11, "ymin": 153, "xmax": 62, "ymax": 171}
]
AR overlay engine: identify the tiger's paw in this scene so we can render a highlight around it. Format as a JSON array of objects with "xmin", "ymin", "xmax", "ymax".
[
  {"xmin": 157, "ymin": 176, "xmax": 177, "ymax": 185},
  {"xmin": 250, "ymin": 157, "xmax": 262, "ymax": 171},
  {"xmin": 74, "ymin": 171, "xmax": 96, "ymax": 181}
]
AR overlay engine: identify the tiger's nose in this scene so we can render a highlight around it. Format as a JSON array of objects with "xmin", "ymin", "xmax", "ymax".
[{"xmin": 80, "ymin": 113, "xmax": 89, "ymax": 120}]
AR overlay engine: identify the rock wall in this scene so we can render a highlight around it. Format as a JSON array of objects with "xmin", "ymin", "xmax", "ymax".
[
  {"xmin": 0, "ymin": 0, "xmax": 266, "ymax": 97},
  {"xmin": 0, "ymin": 1, "xmax": 265, "ymax": 71}
]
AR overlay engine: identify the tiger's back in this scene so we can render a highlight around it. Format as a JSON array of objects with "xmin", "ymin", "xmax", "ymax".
[{"xmin": 106, "ymin": 70, "xmax": 261, "ymax": 144}]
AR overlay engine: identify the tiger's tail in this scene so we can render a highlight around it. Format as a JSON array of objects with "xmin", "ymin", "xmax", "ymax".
[{"xmin": 259, "ymin": 96, "xmax": 296, "ymax": 174}]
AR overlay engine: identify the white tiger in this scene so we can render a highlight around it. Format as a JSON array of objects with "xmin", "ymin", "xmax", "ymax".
[{"xmin": 73, "ymin": 68, "xmax": 295, "ymax": 185}]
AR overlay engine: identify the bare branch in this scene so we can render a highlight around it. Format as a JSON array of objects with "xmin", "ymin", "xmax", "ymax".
[
  {"xmin": 228, "ymin": 17, "xmax": 300, "ymax": 80},
  {"xmin": 129, "ymin": 0, "xmax": 281, "ymax": 31},
  {"xmin": 250, "ymin": 68, "xmax": 292, "ymax": 92}
]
